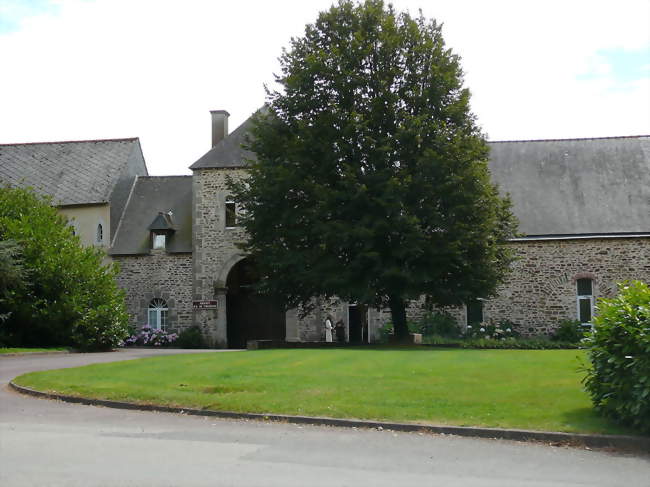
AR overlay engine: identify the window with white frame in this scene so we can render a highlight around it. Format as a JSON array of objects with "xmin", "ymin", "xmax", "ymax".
[
  {"xmin": 148, "ymin": 298, "xmax": 168, "ymax": 330},
  {"xmin": 576, "ymin": 278, "xmax": 594, "ymax": 324},
  {"xmin": 225, "ymin": 200, "xmax": 237, "ymax": 228},
  {"xmin": 153, "ymin": 233, "xmax": 166, "ymax": 249}
]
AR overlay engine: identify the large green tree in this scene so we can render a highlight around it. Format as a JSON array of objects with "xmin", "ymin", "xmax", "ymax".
[
  {"xmin": 0, "ymin": 185, "xmax": 129, "ymax": 350},
  {"xmin": 231, "ymin": 0, "xmax": 518, "ymax": 339}
]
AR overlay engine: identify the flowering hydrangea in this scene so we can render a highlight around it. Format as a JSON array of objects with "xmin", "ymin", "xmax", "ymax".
[
  {"xmin": 464, "ymin": 320, "xmax": 520, "ymax": 340},
  {"xmin": 122, "ymin": 325, "xmax": 178, "ymax": 347}
]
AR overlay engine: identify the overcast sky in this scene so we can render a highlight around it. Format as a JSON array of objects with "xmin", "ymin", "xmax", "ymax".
[{"xmin": 1, "ymin": 0, "xmax": 648, "ymax": 175}]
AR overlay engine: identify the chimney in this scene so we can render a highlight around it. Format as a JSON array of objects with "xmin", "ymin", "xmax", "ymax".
[{"xmin": 210, "ymin": 110, "xmax": 230, "ymax": 147}]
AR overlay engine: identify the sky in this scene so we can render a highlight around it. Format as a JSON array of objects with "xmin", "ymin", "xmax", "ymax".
[{"xmin": 0, "ymin": 0, "xmax": 648, "ymax": 175}]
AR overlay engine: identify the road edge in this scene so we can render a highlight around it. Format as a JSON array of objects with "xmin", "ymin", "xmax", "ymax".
[{"xmin": 9, "ymin": 381, "xmax": 649, "ymax": 453}]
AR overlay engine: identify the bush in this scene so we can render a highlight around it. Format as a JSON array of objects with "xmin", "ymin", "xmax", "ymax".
[
  {"xmin": 583, "ymin": 281, "xmax": 650, "ymax": 434},
  {"xmin": 464, "ymin": 319, "xmax": 520, "ymax": 340},
  {"xmin": 123, "ymin": 326, "xmax": 178, "ymax": 347},
  {"xmin": 552, "ymin": 319, "xmax": 587, "ymax": 343},
  {"xmin": 416, "ymin": 312, "xmax": 461, "ymax": 338},
  {"xmin": 0, "ymin": 186, "xmax": 129, "ymax": 350},
  {"xmin": 175, "ymin": 326, "xmax": 208, "ymax": 349},
  {"xmin": 423, "ymin": 335, "xmax": 579, "ymax": 349}
]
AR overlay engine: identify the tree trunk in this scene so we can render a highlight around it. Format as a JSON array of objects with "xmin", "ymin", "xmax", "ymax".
[{"xmin": 389, "ymin": 296, "xmax": 409, "ymax": 342}]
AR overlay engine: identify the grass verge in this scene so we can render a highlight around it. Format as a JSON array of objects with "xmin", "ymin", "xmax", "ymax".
[
  {"xmin": 1, "ymin": 347, "xmax": 67, "ymax": 354},
  {"xmin": 13, "ymin": 347, "xmax": 637, "ymax": 435}
]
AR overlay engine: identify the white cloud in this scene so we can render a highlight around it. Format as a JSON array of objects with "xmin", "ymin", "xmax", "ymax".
[{"xmin": 1, "ymin": 0, "xmax": 648, "ymax": 174}]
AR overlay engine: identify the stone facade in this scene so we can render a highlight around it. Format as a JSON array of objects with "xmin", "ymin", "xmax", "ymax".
[
  {"xmin": 483, "ymin": 237, "xmax": 650, "ymax": 334},
  {"xmin": 192, "ymin": 168, "xmax": 249, "ymax": 346},
  {"xmin": 114, "ymin": 251, "xmax": 193, "ymax": 333}
]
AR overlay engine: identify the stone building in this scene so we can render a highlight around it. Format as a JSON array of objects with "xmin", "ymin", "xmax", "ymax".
[{"xmin": 2, "ymin": 114, "xmax": 648, "ymax": 347}]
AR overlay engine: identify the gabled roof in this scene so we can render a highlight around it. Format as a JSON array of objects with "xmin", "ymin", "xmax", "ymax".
[
  {"xmin": 488, "ymin": 135, "xmax": 650, "ymax": 236},
  {"xmin": 148, "ymin": 212, "xmax": 175, "ymax": 231},
  {"xmin": 0, "ymin": 138, "xmax": 147, "ymax": 206},
  {"xmin": 189, "ymin": 116, "xmax": 256, "ymax": 170},
  {"xmin": 110, "ymin": 176, "xmax": 192, "ymax": 255},
  {"xmin": 188, "ymin": 112, "xmax": 650, "ymax": 236}
]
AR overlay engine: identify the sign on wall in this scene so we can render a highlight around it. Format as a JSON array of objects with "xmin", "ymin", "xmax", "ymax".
[{"xmin": 193, "ymin": 300, "xmax": 218, "ymax": 310}]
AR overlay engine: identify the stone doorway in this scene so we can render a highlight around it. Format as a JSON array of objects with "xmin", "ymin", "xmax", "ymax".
[
  {"xmin": 226, "ymin": 258, "xmax": 286, "ymax": 348},
  {"xmin": 348, "ymin": 304, "xmax": 369, "ymax": 344}
]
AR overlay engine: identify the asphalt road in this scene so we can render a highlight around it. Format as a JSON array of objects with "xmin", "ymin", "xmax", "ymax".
[{"xmin": 1, "ymin": 349, "xmax": 649, "ymax": 487}]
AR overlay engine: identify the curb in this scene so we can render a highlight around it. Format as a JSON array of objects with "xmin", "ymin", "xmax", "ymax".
[{"xmin": 9, "ymin": 381, "xmax": 649, "ymax": 453}]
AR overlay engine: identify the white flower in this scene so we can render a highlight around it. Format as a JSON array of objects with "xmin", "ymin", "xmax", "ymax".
[
  {"xmin": 467, "ymin": 325, "xmax": 472, "ymax": 329},
  {"xmin": 506, "ymin": 328, "xmax": 511, "ymax": 332},
  {"xmin": 480, "ymin": 327, "xmax": 485, "ymax": 332},
  {"xmin": 625, "ymin": 355, "xmax": 633, "ymax": 359}
]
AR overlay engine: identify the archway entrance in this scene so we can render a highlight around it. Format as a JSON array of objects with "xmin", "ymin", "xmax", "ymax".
[{"xmin": 226, "ymin": 258, "xmax": 286, "ymax": 348}]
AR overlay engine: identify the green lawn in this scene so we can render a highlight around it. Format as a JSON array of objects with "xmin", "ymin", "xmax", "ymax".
[
  {"xmin": 13, "ymin": 348, "xmax": 636, "ymax": 435},
  {"xmin": 1, "ymin": 347, "xmax": 67, "ymax": 354}
]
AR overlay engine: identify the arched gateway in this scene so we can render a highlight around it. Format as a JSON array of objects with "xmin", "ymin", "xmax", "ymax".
[{"xmin": 225, "ymin": 258, "xmax": 286, "ymax": 348}]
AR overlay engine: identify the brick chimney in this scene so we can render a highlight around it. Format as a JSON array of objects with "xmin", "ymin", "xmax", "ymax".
[{"xmin": 210, "ymin": 110, "xmax": 230, "ymax": 147}]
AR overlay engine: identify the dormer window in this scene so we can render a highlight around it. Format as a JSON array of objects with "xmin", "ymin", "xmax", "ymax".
[{"xmin": 148, "ymin": 211, "xmax": 176, "ymax": 251}]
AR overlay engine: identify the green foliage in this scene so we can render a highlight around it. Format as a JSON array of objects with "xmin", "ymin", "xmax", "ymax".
[
  {"xmin": 423, "ymin": 335, "xmax": 580, "ymax": 350},
  {"xmin": 230, "ymin": 0, "xmax": 518, "ymax": 339},
  {"xmin": 552, "ymin": 319, "xmax": 587, "ymax": 343},
  {"xmin": 583, "ymin": 281, "xmax": 650, "ymax": 433},
  {"xmin": 175, "ymin": 326, "xmax": 208, "ymax": 349},
  {"xmin": 0, "ymin": 239, "xmax": 28, "ymax": 330},
  {"xmin": 464, "ymin": 319, "xmax": 520, "ymax": 339},
  {"xmin": 0, "ymin": 185, "xmax": 129, "ymax": 350},
  {"xmin": 415, "ymin": 311, "xmax": 461, "ymax": 338}
]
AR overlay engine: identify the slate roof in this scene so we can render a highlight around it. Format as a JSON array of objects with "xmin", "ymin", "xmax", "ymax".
[
  {"xmin": 189, "ymin": 113, "xmax": 649, "ymax": 236},
  {"xmin": 0, "ymin": 138, "xmax": 146, "ymax": 206},
  {"xmin": 189, "ymin": 115, "xmax": 256, "ymax": 170},
  {"xmin": 489, "ymin": 136, "xmax": 650, "ymax": 236},
  {"xmin": 110, "ymin": 176, "xmax": 192, "ymax": 255}
]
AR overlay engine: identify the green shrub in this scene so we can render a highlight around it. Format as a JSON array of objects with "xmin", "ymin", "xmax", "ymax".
[
  {"xmin": 423, "ymin": 335, "xmax": 579, "ymax": 349},
  {"xmin": 0, "ymin": 186, "xmax": 129, "ymax": 350},
  {"xmin": 552, "ymin": 319, "xmax": 587, "ymax": 343},
  {"xmin": 583, "ymin": 281, "xmax": 650, "ymax": 434},
  {"xmin": 175, "ymin": 326, "xmax": 208, "ymax": 349},
  {"xmin": 416, "ymin": 312, "xmax": 461, "ymax": 338},
  {"xmin": 464, "ymin": 319, "xmax": 520, "ymax": 339}
]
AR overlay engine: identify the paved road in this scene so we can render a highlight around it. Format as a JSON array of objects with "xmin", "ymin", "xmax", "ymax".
[{"xmin": 1, "ymin": 350, "xmax": 648, "ymax": 487}]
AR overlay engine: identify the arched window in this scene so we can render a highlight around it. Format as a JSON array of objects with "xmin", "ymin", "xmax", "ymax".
[
  {"xmin": 148, "ymin": 298, "xmax": 168, "ymax": 330},
  {"xmin": 96, "ymin": 223, "xmax": 103, "ymax": 243},
  {"xmin": 576, "ymin": 278, "xmax": 594, "ymax": 323}
]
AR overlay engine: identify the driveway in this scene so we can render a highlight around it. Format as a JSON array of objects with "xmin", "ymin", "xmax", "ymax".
[{"xmin": 1, "ymin": 349, "xmax": 648, "ymax": 487}]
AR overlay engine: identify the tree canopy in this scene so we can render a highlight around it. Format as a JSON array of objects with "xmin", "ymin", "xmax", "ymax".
[
  {"xmin": 231, "ymin": 0, "xmax": 518, "ymax": 338},
  {"xmin": 0, "ymin": 185, "xmax": 129, "ymax": 350}
]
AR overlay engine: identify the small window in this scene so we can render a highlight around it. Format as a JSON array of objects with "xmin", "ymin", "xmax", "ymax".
[
  {"xmin": 577, "ymin": 278, "xmax": 594, "ymax": 324},
  {"xmin": 225, "ymin": 200, "xmax": 237, "ymax": 228},
  {"xmin": 148, "ymin": 298, "xmax": 168, "ymax": 330},
  {"xmin": 153, "ymin": 234, "xmax": 166, "ymax": 249},
  {"xmin": 467, "ymin": 299, "xmax": 484, "ymax": 326},
  {"xmin": 96, "ymin": 223, "xmax": 103, "ymax": 243}
]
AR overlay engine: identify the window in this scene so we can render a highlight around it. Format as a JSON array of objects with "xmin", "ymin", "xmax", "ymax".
[
  {"xmin": 148, "ymin": 298, "xmax": 168, "ymax": 330},
  {"xmin": 153, "ymin": 233, "xmax": 166, "ymax": 249},
  {"xmin": 225, "ymin": 200, "xmax": 237, "ymax": 228},
  {"xmin": 466, "ymin": 299, "xmax": 484, "ymax": 326},
  {"xmin": 96, "ymin": 223, "xmax": 103, "ymax": 243},
  {"xmin": 577, "ymin": 278, "xmax": 594, "ymax": 323}
]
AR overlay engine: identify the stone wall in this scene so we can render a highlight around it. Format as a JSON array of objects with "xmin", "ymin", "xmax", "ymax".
[
  {"xmin": 114, "ymin": 251, "xmax": 193, "ymax": 332},
  {"xmin": 192, "ymin": 168, "xmax": 250, "ymax": 346},
  {"xmin": 484, "ymin": 237, "xmax": 650, "ymax": 334}
]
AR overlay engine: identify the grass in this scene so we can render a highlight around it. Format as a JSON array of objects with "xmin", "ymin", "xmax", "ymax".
[
  {"xmin": 13, "ymin": 347, "xmax": 637, "ymax": 435},
  {"xmin": 0, "ymin": 347, "xmax": 67, "ymax": 354}
]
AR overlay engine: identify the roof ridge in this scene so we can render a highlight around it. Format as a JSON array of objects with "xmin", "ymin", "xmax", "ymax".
[
  {"xmin": 488, "ymin": 135, "xmax": 650, "ymax": 144},
  {"xmin": 0, "ymin": 137, "xmax": 139, "ymax": 147}
]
